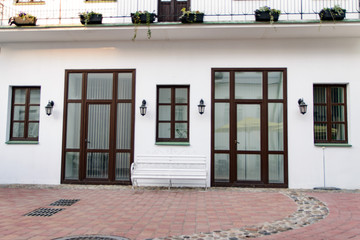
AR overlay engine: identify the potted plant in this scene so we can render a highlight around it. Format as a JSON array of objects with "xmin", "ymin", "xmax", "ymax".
[
  {"xmin": 254, "ymin": 6, "xmax": 281, "ymax": 23},
  {"xmin": 131, "ymin": 11, "xmax": 156, "ymax": 40},
  {"xmin": 79, "ymin": 11, "xmax": 103, "ymax": 25},
  {"xmin": 179, "ymin": 8, "xmax": 204, "ymax": 23},
  {"xmin": 319, "ymin": 5, "xmax": 346, "ymax": 21},
  {"xmin": 8, "ymin": 12, "xmax": 37, "ymax": 26},
  {"xmin": 131, "ymin": 11, "xmax": 156, "ymax": 24}
]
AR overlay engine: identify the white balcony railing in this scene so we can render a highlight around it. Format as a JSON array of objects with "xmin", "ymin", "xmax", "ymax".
[{"xmin": 1, "ymin": 0, "xmax": 359, "ymax": 26}]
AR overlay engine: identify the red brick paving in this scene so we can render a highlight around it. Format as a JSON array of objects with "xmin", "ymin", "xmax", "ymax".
[
  {"xmin": 262, "ymin": 192, "xmax": 360, "ymax": 240},
  {"xmin": 0, "ymin": 188, "xmax": 296, "ymax": 240},
  {"xmin": 1, "ymin": 188, "xmax": 359, "ymax": 240}
]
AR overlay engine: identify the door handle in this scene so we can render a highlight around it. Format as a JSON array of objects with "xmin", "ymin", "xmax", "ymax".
[
  {"xmin": 85, "ymin": 139, "xmax": 91, "ymax": 144},
  {"xmin": 235, "ymin": 140, "xmax": 239, "ymax": 144}
]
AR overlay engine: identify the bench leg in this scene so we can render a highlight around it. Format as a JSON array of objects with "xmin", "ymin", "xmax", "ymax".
[{"xmin": 169, "ymin": 179, "xmax": 171, "ymax": 190}]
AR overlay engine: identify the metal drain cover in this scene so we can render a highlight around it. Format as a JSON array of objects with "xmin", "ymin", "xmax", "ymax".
[
  {"xmin": 54, "ymin": 236, "xmax": 129, "ymax": 240},
  {"xmin": 25, "ymin": 208, "xmax": 64, "ymax": 217},
  {"xmin": 50, "ymin": 199, "xmax": 80, "ymax": 206}
]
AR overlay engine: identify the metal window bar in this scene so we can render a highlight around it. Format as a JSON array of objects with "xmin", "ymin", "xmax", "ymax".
[{"xmin": 1, "ymin": 0, "xmax": 359, "ymax": 26}]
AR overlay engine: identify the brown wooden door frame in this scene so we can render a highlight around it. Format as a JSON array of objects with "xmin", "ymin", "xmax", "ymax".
[
  {"xmin": 211, "ymin": 68, "xmax": 288, "ymax": 188},
  {"xmin": 61, "ymin": 69, "xmax": 135, "ymax": 185},
  {"xmin": 158, "ymin": 0, "xmax": 191, "ymax": 22}
]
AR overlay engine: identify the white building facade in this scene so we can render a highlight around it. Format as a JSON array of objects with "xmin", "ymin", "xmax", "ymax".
[{"xmin": 0, "ymin": 0, "xmax": 359, "ymax": 189}]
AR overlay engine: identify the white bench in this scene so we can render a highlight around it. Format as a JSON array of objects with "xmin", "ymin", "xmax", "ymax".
[{"xmin": 130, "ymin": 155, "xmax": 208, "ymax": 190}]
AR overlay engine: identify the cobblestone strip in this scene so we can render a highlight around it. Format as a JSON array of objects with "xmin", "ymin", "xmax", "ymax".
[{"xmin": 153, "ymin": 191, "xmax": 329, "ymax": 240}]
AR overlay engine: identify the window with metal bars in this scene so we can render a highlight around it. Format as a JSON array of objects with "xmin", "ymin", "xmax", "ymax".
[
  {"xmin": 313, "ymin": 85, "xmax": 347, "ymax": 143},
  {"xmin": 10, "ymin": 87, "xmax": 41, "ymax": 141}
]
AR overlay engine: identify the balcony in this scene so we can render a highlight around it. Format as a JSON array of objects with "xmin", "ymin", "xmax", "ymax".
[
  {"xmin": 1, "ymin": 0, "xmax": 360, "ymax": 42},
  {"xmin": 1, "ymin": 0, "xmax": 360, "ymax": 26}
]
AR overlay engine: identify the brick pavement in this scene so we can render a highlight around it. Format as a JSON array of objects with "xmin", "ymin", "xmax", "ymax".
[
  {"xmin": 0, "ymin": 186, "xmax": 295, "ymax": 240},
  {"xmin": 0, "ymin": 186, "xmax": 359, "ymax": 240}
]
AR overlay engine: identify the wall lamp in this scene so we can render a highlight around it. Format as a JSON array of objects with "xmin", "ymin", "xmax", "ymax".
[
  {"xmin": 198, "ymin": 99, "xmax": 206, "ymax": 115},
  {"xmin": 298, "ymin": 98, "xmax": 307, "ymax": 115},
  {"xmin": 45, "ymin": 101, "xmax": 54, "ymax": 116},
  {"xmin": 139, "ymin": 100, "xmax": 147, "ymax": 116}
]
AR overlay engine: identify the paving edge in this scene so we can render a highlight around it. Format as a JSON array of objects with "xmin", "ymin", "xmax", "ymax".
[{"xmin": 153, "ymin": 191, "xmax": 329, "ymax": 239}]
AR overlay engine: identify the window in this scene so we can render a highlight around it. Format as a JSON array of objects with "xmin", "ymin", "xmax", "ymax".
[
  {"xmin": 313, "ymin": 85, "xmax": 347, "ymax": 143},
  {"xmin": 10, "ymin": 87, "xmax": 40, "ymax": 141},
  {"xmin": 156, "ymin": 86, "xmax": 189, "ymax": 142}
]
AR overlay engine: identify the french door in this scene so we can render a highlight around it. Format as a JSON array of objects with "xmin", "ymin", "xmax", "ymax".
[
  {"xmin": 61, "ymin": 70, "xmax": 135, "ymax": 184},
  {"xmin": 212, "ymin": 69, "xmax": 288, "ymax": 187},
  {"xmin": 158, "ymin": 0, "xmax": 190, "ymax": 22}
]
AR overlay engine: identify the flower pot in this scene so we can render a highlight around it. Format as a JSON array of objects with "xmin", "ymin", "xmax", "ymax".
[
  {"xmin": 319, "ymin": 9, "xmax": 346, "ymax": 21},
  {"xmin": 80, "ymin": 14, "xmax": 103, "ymax": 25},
  {"xmin": 131, "ymin": 13, "xmax": 156, "ymax": 24},
  {"xmin": 11, "ymin": 16, "xmax": 37, "ymax": 26},
  {"xmin": 180, "ymin": 13, "xmax": 204, "ymax": 23},
  {"xmin": 255, "ymin": 11, "xmax": 279, "ymax": 22}
]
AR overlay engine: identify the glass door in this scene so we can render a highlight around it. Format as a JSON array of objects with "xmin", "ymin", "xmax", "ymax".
[
  {"xmin": 212, "ymin": 69, "xmax": 287, "ymax": 187},
  {"xmin": 62, "ymin": 70, "xmax": 135, "ymax": 184},
  {"xmin": 84, "ymin": 73, "xmax": 113, "ymax": 180},
  {"xmin": 236, "ymin": 104, "xmax": 262, "ymax": 182},
  {"xmin": 85, "ymin": 104, "xmax": 111, "ymax": 179}
]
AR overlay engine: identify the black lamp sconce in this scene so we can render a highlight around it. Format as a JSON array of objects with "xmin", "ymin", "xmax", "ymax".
[
  {"xmin": 198, "ymin": 99, "xmax": 206, "ymax": 115},
  {"xmin": 45, "ymin": 101, "xmax": 54, "ymax": 116},
  {"xmin": 298, "ymin": 98, "xmax": 307, "ymax": 115},
  {"xmin": 140, "ymin": 100, "xmax": 147, "ymax": 116}
]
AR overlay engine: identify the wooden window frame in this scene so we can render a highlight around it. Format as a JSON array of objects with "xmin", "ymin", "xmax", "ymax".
[
  {"xmin": 156, "ymin": 85, "xmax": 190, "ymax": 143},
  {"xmin": 313, "ymin": 84, "xmax": 348, "ymax": 144},
  {"xmin": 10, "ymin": 87, "xmax": 40, "ymax": 141}
]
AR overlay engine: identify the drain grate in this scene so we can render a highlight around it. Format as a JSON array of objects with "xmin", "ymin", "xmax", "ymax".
[
  {"xmin": 25, "ymin": 208, "xmax": 64, "ymax": 217},
  {"xmin": 50, "ymin": 199, "xmax": 80, "ymax": 206},
  {"xmin": 54, "ymin": 235, "xmax": 129, "ymax": 240}
]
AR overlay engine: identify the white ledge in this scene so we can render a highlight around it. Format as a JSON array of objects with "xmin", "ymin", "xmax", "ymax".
[{"xmin": 1, "ymin": 22, "xmax": 360, "ymax": 43}]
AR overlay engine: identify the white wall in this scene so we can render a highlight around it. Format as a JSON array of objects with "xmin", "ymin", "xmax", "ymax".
[{"xmin": 0, "ymin": 37, "xmax": 359, "ymax": 188}]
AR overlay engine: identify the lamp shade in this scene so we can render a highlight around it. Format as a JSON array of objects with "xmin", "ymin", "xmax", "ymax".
[
  {"xmin": 45, "ymin": 101, "xmax": 54, "ymax": 116},
  {"xmin": 198, "ymin": 99, "xmax": 206, "ymax": 115},
  {"xmin": 298, "ymin": 98, "xmax": 307, "ymax": 115},
  {"xmin": 140, "ymin": 100, "xmax": 147, "ymax": 116}
]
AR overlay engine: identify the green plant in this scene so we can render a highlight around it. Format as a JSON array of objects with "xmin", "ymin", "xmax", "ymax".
[
  {"xmin": 319, "ymin": 5, "xmax": 345, "ymax": 22},
  {"xmin": 79, "ymin": 11, "xmax": 102, "ymax": 25},
  {"xmin": 132, "ymin": 11, "xmax": 153, "ymax": 41},
  {"xmin": 8, "ymin": 11, "xmax": 36, "ymax": 26},
  {"xmin": 180, "ymin": 8, "xmax": 203, "ymax": 23},
  {"xmin": 255, "ymin": 6, "xmax": 281, "ymax": 24}
]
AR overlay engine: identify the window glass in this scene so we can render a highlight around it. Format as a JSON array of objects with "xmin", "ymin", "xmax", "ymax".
[
  {"xmin": 159, "ymin": 88, "xmax": 171, "ymax": 103},
  {"xmin": 157, "ymin": 86, "xmax": 189, "ymax": 142},
  {"xmin": 118, "ymin": 73, "xmax": 132, "ymax": 100},
  {"xmin": 68, "ymin": 73, "xmax": 82, "ymax": 100},
  {"xmin": 235, "ymin": 72, "xmax": 262, "ymax": 99},
  {"xmin": 214, "ymin": 72, "xmax": 230, "ymax": 99},
  {"xmin": 175, "ymin": 88, "xmax": 188, "ymax": 103},
  {"xmin": 11, "ymin": 87, "xmax": 40, "ymax": 141},
  {"xmin": 14, "ymin": 89, "xmax": 26, "ymax": 104},
  {"xmin": 87, "ymin": 73, "xmax": 113, "ymax": 100},
  {"xmin": 268, "ymin": 72, "xmax": 283, "ymax": 99},
  {"xmin": 313, "ymin": 85, "xmax": 347, "ymax": 143}
]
